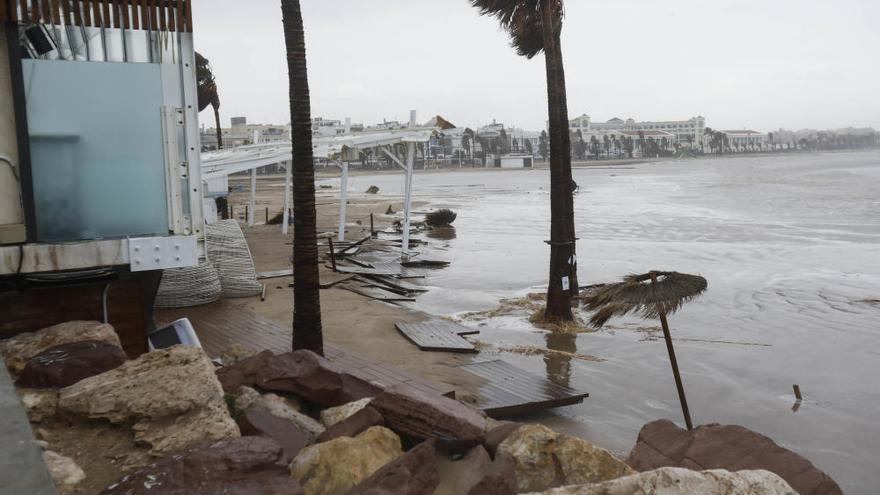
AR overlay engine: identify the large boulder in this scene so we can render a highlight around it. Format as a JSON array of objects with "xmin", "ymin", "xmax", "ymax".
[
  {"xmin": 16, "ymin": 340, "xmax": 128, "ymax": 388},
  {"xmin": 234, "ymin": 386, "xmax": 324, "ymax": 437},
  {"xmin": 43, "ymin": 450, "xmax": 86, "ymax": 493},
  {"xmin": 344, "ymin": 439, "xmax": 440, "ymax": 495},
  {"xmin": 521, "ymin": 466, "xmax": 797, "ymax": 494},
  {"xmin": 467, "ymin": 457, "xmax": 519, "ymax": 495},
  {"xmin": 316, "ymin": 406, "xmax": 385, "ymax": 443},
  {"xmin": 239, "ymin": 408, "xmax": 312, "ymax": 462},
  {"xmin": 484, "ymin": 421, "xmax": 523, "ymax": 457},
  {"xmin": 103, "ymin": 436, "xmax": 304, "ymax": 495},
  {"xmin": 321, "ymin": 397, "xmax": 372, "ymax": 427},
  {"xmin": 217, "ymin": 350, "xmax": 381, "ymax": 407},
  {"xmin": 497, "ymin": 424, "xmax": 634, "ymax": 493},
  {"xmin": 290, "ymin": 426, "xmax": 403, "ymax": 495},
  {"xmin": 0, "ymin": 321, "xmax": 121, "ymax": 373},
  {"xmin": 58, "ymin": 345, "xmax": 239, "ymax": 455},
  {"xmin": 370, "ymin": 384, "xmax": 487, "ymax": 453},
  {"xmin": 626, "ymin": 420, "xmax": 842, "ymax": 495}
]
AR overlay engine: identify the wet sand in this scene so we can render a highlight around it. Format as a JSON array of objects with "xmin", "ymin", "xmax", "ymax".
[{"xmin": 228, "ymin": 151, "xmax": 880, "ymax": 493}]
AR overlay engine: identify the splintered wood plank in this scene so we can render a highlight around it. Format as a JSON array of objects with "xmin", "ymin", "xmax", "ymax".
[
  {"xmin": 154, "ymin": 303, "xmax": 454, "ymax": 398},
  {"xmin": 395, "ymin": 321, "xmax": 478, "ymax": 353},
  {"xmin": 332, "ymin": 261, "xmax": 403, "ymax": 277},
  {"xmin": 456, "ymin": 360, "xmax": 589, "ymax": 417}
]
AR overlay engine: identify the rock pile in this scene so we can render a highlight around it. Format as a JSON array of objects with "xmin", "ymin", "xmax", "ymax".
[{"xmin": 0, "ymin": 321, "xmax": 122, "ymax": 373}]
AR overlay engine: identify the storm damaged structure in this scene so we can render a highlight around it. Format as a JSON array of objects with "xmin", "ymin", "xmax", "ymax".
[{"xmin": 0, "ymin": 1, "xmax": 204, "ymax": 357}]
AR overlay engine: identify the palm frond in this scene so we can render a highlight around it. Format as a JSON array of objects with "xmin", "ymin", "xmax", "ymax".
[
  {"xmin": 583, "ymin": 271, "xmax": 708, "ymax": 328},
  {"xmin": 469, "ymin": 0, "xmax": 562, "ymax": 59}
]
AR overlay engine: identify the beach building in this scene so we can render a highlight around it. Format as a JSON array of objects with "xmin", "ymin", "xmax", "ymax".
[{"xmin": 1, "ymin": 1, "xmax": 205, "ymax": 357}]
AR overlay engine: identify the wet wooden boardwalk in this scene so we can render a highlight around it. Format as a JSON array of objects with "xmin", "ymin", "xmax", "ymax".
[
  {"xmin": 395, "ymin": 320, "xmax": 479, "ymax": 353},
  {"xmin": 457, "ymin": 360, "xmax": 589, "ymax": 417},
  {"xmin": 154, "ymin": 303, "xmax": 455, "ymax": 398}
]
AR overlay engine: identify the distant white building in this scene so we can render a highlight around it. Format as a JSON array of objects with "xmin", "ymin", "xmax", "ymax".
[
  {"xmin": 569, "ymin": 114, "xmax": 706, "ymax": 147},
  {"xmin": 718, "ymin": 130, "xmax": 766, "ymax": 149}
]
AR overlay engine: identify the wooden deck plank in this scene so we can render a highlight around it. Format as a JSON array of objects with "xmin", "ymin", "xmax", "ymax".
[
  {"xmin": 457, "ymin": 360, "xmax": 589, "ymax": 417},
  {"xmin": 154, "ymin": 303, "xmax": 454, "ymax": 398},
  {"xmin": 395, "ymin": 321, "xmax": 478, "ymax": 353}
]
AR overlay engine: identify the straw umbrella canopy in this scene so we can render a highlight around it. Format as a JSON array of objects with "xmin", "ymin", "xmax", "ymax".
[{"xmin": 583, "ymin": 271, "xmax": 707, "ymax": 430}]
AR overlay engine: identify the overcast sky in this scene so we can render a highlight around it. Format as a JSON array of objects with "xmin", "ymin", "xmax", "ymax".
[{"xmin": 192, "ymin": 0, "xmax": 880, "ymax": 132}]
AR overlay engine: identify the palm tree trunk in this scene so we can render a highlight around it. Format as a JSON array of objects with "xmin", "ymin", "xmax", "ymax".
[
  {"xmin": 282, "ymin": 0, "xmax": 323, "ymax": 355},
  {"xmin": 541, "ymin": 0, "xmax": 577, "ymax": 321},
  {"xmin": 212, "ymin": 103, "xmax": 223, "ymax": 149}
]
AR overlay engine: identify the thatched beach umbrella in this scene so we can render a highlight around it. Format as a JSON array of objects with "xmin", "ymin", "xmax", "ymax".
[{"xmin": 584, "ymin": 271, "xmax": 708, "ymax": 430}]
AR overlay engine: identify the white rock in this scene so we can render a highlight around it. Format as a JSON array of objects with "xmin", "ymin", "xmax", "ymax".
[
  {"xmin": 43, "ymin": 450, "xmax": 85, "ymax": 491},
  {"xmin": 320, "ymin": 397, "xmax": 372, "ymax": 427},
  {"xmin": 523, "ymin": 466, "xmax": 798, "ymax": 494}
]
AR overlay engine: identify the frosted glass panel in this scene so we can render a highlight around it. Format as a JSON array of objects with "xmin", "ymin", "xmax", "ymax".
[{"xmin": 23, "ymin": 60, "xmax": 169, "ymax": 242}]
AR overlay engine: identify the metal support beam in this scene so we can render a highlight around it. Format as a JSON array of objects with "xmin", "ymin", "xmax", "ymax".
[
  {"xmin": 282, "ymin": 161, "xmax": 291, "ymax": 235},
  {"xmin": 248, "ymin": 167, "xmax": 256, "ymax": 226},
  {"xmin": 337, "ymin": 161, "xmax": 349, "ymax": 242},
  {"xmin": 401, "ymin": 142, "xmax": 415, "ymax": 259},
  {"xmin": 381, "ymin": 147, "xmax": 407, "ymax": 170}
]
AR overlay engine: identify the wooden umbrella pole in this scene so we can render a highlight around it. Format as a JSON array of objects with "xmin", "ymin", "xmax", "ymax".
[{"xmin": 651, "ymin": 272, "xmax": 694, "ymax": 430}]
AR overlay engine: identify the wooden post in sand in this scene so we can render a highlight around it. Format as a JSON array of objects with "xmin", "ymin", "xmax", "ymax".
[
  {"xmin": 370, "ymin": 213, "xmax": 375, "ymax": 238},
  {"xmin": 651, "ymin": 271, "xmax": 693, "ymax": 431},
  {"xmin": 327, "ymin": 238, "xmax": 337, "ymax": 272}
]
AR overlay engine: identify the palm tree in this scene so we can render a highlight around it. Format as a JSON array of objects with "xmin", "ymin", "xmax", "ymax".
[
  {"xmin": 471, "ymin": 0, "xmax": 578, "ymax": 321},
  {"xmin": 281, "ymin": 0, "xmax": 323, "ymax": 355},
  {"xmin": 195, "ymin": 52, "xmax": 223, "ymax": 149}
]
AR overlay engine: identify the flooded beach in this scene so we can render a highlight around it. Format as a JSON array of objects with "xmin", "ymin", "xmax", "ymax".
[{"xmin": 326, "ymin": 151, "xmax": 880, "ymax": 494}]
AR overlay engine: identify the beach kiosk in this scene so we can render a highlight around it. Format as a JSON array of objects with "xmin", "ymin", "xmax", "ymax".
[{"xmin": 0, "ymin": 1, "xmax": 205, "ymax": 357}]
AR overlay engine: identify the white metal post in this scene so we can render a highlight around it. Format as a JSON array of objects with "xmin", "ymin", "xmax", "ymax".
[
  {"xmin": 401, "ymin": 143, "xmax": 415, "ymax": 259},
  {"xmin": 282, "ymin": 161, "xmax": 291, "ymax": 235},
  {"xmin": 337, "ymin": 161, "xmax": 349, "ymax": 242},
  {"xmin": 248, "ymin": 168, "xmax": 256, "ymax": 226}
]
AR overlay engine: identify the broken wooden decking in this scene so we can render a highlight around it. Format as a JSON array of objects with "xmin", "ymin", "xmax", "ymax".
[
  {"xmin": 154, "ymin": 304, "xmax": 454, "ymax": 398},
  {"xmin": 457, "ymin": 360, "xmax": 589, "ymax": 417},
  {"xmin": 395, "ymin": 320, "xmax": 479, "ymax": 353}
]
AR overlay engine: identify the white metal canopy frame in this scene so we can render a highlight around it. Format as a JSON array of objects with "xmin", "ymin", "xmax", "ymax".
[{"xmin": 200, "ymin": 111, "xmax": 451, "ymax": 258}]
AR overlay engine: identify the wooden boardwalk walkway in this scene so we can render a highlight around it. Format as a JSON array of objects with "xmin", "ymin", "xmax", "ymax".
[
  {"xmin": 457, "ymin": 360, "xmax": 589, "ymax": 417},
  {"xmin": 154, "ymin": 303, "xmax": 455, "ymax": 398}
]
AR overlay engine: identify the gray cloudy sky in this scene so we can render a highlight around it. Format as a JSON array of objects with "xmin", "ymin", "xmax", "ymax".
[{"xmin": 192, "ymin": 0, "xmax": 880, "ymax": 132}]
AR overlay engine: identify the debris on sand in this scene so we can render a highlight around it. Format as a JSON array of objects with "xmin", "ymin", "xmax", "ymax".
[
  {"xmin": 425, "ymin": 208, "xmax": 457, "ymax": 227},
  {"xmin": 365, "ymin": 185, "xmax": 380, "ymax": 194},
  {"xmin": 469, "ymin": 339, "xmax": 603, "ymax": 362}
]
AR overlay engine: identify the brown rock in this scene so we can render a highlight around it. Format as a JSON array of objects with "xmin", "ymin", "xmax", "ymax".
[
  {"xmin": 371, "ymin": 384, "xmax": 487, "ymax": 453},
  {"xmin": 239, "ymin": 407, "xmax": 313, "ymax": 462},
  {"xmin": 344, "ymin": 439, "xmax": 440, "ymax": 495},
  {"xmin": 102, "ymin": 436, "xmax": 303, "ymax": 495},
  {"xmin": 0, "ymin": 321, "xmax": 121, "ymax": 373},
  {"xmin": 16, "ymin": 340, "xmax": 128, "ymax": 388},
  {"xmin": 316, "ymin": 406, "xmax": 385, "ymax": 443},
  {"xmin": 626, "ymin": 420, "xmax": 842, "ymax": 495},
  {"xmin": 484, "ymin": 421, "xmax": 523, "ymax": 457},
  {"xmin": 216, "ymin": 350, "xmax": 380, "ymax": 407}
]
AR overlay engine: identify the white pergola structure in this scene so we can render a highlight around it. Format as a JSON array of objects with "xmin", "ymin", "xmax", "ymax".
[{"xmin": 200, "ymin": 112, "xmax": 449, "ymax": 258}]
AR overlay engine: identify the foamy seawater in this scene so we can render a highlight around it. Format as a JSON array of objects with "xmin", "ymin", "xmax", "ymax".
[{"xmin": 330, "ymin": 151, "xmax": 880, "ymax": 493}]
